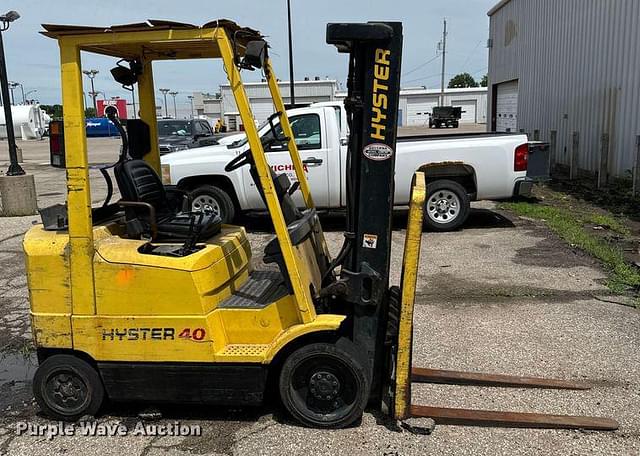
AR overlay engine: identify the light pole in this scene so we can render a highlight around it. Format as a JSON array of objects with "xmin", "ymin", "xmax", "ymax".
[
  {"xmin": 159, "ymin": 88, "xmax": 170, "ymax": 117},
  {"xmin": 24, "ymin": 89, "xmax": 36, "ymax": 103},
  {"xmin": 8, "ymin": 81, "xmax": 23, "ymax": 103},
  {"xmin": 82, "ymin": 69, "xmax": 99, "ymax": 111},
  {"xmin": 187, "ymin": 95, "xmax": 194, "ymax": 118},
  {"xmin": 286, "ymin": 0, "xmax": 295, "ymax": 106},
  {"xmin": 0, "ymin": 10, "xmax": 24, "ymax": 176},
  {"xmin": 7, "ymin": 80, "xmax": 18, "ymax": 104},
  {"xmin": 169, "ymin": 91, "xmax": 178, "ymax": 118}
]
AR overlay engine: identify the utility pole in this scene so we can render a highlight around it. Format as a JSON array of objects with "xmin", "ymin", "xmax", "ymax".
[
  {"xmin": 159, "ymin": 88, "xmax": 170, "ymax": 118},
  {"xmin": 82, "ymin": 69, "xmax": 99, "ymax": 111},
  {"xmin": 169, "ymin": 91, "xmax": 178, "ymax": 118},
  {"xmin": 187, "ymin": 95, "xmax": 194, "ymax": 118},
  {"xmin": 439, "ymin": 18, "xmax": 447, "ymax": 107},
  {"xmin": 286, "ymin": 0, "xmax": 295, "ymax": 106}
]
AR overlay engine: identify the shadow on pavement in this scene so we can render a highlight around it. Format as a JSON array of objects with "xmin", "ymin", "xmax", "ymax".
[{"xmin": 240, "ymin": 207, "xmax": 515, "ymax": 234}]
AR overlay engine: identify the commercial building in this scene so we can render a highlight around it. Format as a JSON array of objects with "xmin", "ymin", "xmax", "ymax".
[
  {"xmin": 336, "ymin": 87, "xmax": 487, "ymax": 126},
  {"xmin": 193, "ymin": 78, "xmax": 337, "ymax": 129},
  {"xmin": 487, "ymin": 0, "xmax": 640, "ymax": 180},
  {"xmin": 194, "ymin": 80, "xmax": 487, "ymax": 131}
]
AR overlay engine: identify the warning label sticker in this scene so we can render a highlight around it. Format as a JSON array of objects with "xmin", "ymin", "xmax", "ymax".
[{"xmin": 362, "ymin": 234, "xmax": 378, "ymax": 249}]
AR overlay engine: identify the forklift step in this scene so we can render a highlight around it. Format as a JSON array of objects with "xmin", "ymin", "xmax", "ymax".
[
  {"xmin": 411, "ymin": 367, "xmax": 591, "ymax": 390},
  {"xmin": 218, "ymin": 270, "xmax": 288, "ymax": 309},
  {"xmin": 409, "ymin": 404, "xmax": 619, "ymax": 430}
]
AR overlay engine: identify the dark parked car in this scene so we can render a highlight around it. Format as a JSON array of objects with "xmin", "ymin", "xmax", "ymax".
[
  {"xmin": 158, "ymin": 119, "xmax": 219, "ymax": 154},
  {"xmin": 429, "ymin": 106, "xmax": 463, "ymax": 129}
]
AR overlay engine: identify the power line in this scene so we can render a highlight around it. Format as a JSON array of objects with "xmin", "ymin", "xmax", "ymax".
[{"xmin": 401, "ymin": 54, "xmax": 441, "ymax": 78}]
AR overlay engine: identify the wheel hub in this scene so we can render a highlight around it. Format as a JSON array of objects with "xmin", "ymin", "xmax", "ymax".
[
  {"xmin": 427, "ymin": 190, "xmax": 460, "ymax": 224},
  {"xmin": 192, "ymin": 195, "xmax": 221, "ymax": 216},
  {"xmin": 435, "ymin": 198, "xmax": 450, "ymax": 213},
  {"xmin": 309, "ymin": 371, "xmax": 340, "ymax": 401},
  {"xmin": 50, "ymin": 373, "xmax": 85, "ymax": 406}
]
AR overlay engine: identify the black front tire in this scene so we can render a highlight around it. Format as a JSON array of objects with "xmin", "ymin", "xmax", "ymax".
[
  {"xmin": 189, "ymin": 185, "xmax": 235, "ymax": 224},
  {"xmin": 423, "ymin": 179, "xmax": 471, "ymax": 232},
  {"xmin": 33, "ymin": 354, "xmax": 105, "ymax": 421},
  {"xmin": 279, "ymin": 339, "xmax": 369, "ymax": 428}
]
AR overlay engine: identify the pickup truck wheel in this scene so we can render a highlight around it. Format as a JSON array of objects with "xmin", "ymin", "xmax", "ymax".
[
  {"xmin": 423, "ymin": 180, "xmax": 470, "ymax": 232},
  {"xmin": 190, "ymin": 185, "xmax": 235, "ymax": 223}
]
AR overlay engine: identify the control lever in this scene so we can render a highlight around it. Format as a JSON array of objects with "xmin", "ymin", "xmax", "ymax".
[{"xmin": 176, "ymin": 211, "xmax": 206, "ymax": 256}]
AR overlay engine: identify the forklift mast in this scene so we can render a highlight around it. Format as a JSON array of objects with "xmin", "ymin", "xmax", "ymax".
[{"xmin": 326, "ymin": 22, "xmax": 403, "ymax": 389}]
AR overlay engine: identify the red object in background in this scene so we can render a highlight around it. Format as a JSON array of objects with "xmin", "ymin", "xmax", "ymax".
[{"xmin": 97, "ymin": 99, "xmax": 128, "ymax": 119}]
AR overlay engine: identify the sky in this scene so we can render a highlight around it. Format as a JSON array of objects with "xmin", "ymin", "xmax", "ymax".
[{"xmin": 0, "ymin": 0, "xmax": 496, "ymax": 116}]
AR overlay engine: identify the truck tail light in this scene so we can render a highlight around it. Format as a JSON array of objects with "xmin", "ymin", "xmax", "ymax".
[{"xmin": 514, "ymin": 143, "xmax": 528, "ymax": 171}]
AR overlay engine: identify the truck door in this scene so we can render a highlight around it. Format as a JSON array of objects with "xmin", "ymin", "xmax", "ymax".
[{"xmin": 243, "ymin": 113, "xmax": 330, "ymax": 208}]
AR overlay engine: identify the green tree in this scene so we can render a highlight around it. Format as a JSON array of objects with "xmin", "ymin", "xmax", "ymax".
[
  {"xmin": 480, "ymin": 74, "xmax": 488, "ymax": 87},
  {"xmin": 447, "ymin": 73, "xmax": 478, "ymax": 88},
  {"xmin": 84, "ymin": 107, "xmax": 97, "ymax": 118},
  {"xmin": 41, "ymin": 104, "xmax": 63, "ymax": 119}
]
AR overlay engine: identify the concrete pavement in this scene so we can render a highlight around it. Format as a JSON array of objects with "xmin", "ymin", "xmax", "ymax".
[{"xmin": 0, "ymin": 138, "xmax": 638, "ymax": 455}]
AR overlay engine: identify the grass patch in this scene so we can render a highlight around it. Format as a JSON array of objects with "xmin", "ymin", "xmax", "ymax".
[
  {"xmin": 583, "ymin": 213, "xmax": 631, "ymax": 236},
  {"xmin": 500, "ymin": 201, "xmax": 640, "ymax": 296}
]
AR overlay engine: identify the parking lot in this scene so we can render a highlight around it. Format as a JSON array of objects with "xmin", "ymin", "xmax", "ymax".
[{"xmin": 0, "ymin": 137, "xmax": 639, "ymax": 455}]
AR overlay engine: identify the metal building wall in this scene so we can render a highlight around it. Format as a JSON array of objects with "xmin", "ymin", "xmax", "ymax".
[{"xmin": 488, "ymin": 0, "xmax": 640, "ymax": 177}]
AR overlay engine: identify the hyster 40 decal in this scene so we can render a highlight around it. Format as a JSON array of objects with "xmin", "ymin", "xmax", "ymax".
[{"xmin": 101, "ymin": 327, "xmax": 206, "ymax": 341}]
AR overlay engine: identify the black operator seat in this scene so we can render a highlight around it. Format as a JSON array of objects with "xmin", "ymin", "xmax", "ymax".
[{"xmin": 114, "ymin": 159, "xmax": 222, "ymax": 241}]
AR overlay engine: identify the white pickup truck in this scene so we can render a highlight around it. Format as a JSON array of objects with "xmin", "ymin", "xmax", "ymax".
[{"xmin": 161, "ymin": 103, "xmax": 548, "ymax": 231}]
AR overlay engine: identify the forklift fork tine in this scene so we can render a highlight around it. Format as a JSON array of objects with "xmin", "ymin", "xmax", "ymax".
[
  {"xmin": 411, "ymin": 367, "xmax": 591, "ymax": 390},
  {"xmin": 409, "ymin": 405, "xmax": 619, "ymax": 430}
]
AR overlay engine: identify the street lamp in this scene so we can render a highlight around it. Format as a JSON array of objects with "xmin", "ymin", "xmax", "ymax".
[
  {"xmin": 159, "ymin": 88, "xmax": 170, "ymax": 117},
  {"xmin": 82, "ymin": 69, "xmax": 99, "ymax": 111},
  {"xmin": 0, "ymin": 10, "xmax": 24, "ymax": 176},
  {"xmin": 8, "ymin": 81, "xmax": 23, "ymax": 103},
  {"xmin": 169, "ymin": 91, "xmax": 178, "ymax": 118},
  {"xmin": 7, "ymin": 80, "xmax": 18, "ymax": 104},
  {"xmin": 286, "ymin": 0, "xmax": 295, "ymax": 106},
  {"xmin": 187, "ymin": 95, "xmax": 194, "ymax": 118}
]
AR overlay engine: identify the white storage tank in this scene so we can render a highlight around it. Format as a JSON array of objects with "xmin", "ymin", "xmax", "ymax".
[{"xmin": 0, "ymin": 105, "xmax": 46, "ymax": 140}]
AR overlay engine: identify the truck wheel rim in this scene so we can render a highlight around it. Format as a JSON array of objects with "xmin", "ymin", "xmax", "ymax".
[
  {"xmin": 427, "ymin": 190, "xmax": 460, "ymax": 224},
  {"xmin": 290, "ymin": 354, "xmax": 358, "ymax": 423},
  {"xmin": 44, "ymin": 370, "xmax": 90, "ymax": 415},
  {"xmin": 192, "ymin": 195, "xmax": 221, "ymax": 217}
]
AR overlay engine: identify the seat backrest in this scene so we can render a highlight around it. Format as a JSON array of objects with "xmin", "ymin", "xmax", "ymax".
[
  {"xmin": 249, "ymin": 166, "xmax": 302, "ymax": 224},
  {"xmin": 114, "ymin": 159, "xmax": 171, "ymax": 215}
]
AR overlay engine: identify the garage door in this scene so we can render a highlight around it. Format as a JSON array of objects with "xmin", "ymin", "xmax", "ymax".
[
  {"xmin": 452, "ymin": 100, "xmax": 477, "ymax": 123},
  {"xmin": 406, "ymin": 96, "xmax": 438, "ymax": 126},
  {"xmin": 247, "ymin": 99, "xmax": 276, "ymax": 126},
  {"xmin": 495, "ymin": 80, "xmax": 518, "ymax": 132}
]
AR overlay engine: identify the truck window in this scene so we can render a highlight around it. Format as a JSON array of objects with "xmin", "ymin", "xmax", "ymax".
[{"xmin": 263, "ymin": 114, "xmax": 322, "ymax": 151}]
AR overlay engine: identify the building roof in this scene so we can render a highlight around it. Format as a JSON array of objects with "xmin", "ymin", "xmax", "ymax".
[
  {"xmin": 219, "ymin": 79, "xmax": 337, "ymax": 88},
  {"xmin": 487, "ymin": 0, "xmax": 512, "ymax": 16}
]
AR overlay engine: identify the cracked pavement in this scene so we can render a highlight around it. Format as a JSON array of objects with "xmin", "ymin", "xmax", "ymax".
[{"xmin": 0, "ymin": 138, "xmax": 638, "ymax": 455}]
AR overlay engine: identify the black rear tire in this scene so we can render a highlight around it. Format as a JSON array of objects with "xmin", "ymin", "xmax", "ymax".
[
  {"xmin": 423, "ymin": 179, "xmax": 471, "ymax": 232},
  {"xmin": 189, "ymin": 185, "xmax": 235, "ymax": 224},
  {"xmin": 279, "ymin": 339, "xmax": 369, "ymax": 428},
  {"xmin": 33, "ymin": 354, "xmax": 105, "ymax": 421}
]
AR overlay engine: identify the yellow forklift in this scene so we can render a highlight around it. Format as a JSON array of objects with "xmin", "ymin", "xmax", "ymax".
[{"xmin": 24, "ymin": 18, "xmax": 617, "ymax": 431}]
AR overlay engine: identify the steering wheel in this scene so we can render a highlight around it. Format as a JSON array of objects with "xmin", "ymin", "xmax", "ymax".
[{"xmin": 224, "ymin": 149, "xmax": 253, "ymax": 172}]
